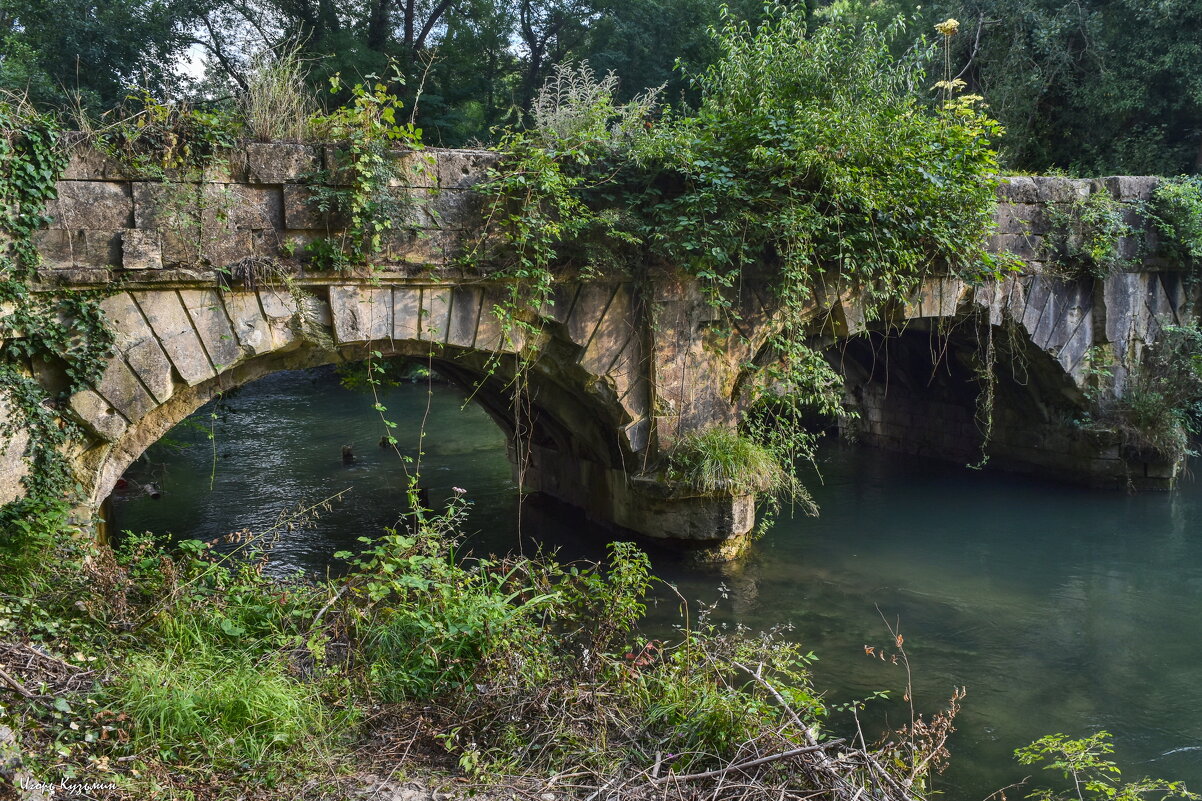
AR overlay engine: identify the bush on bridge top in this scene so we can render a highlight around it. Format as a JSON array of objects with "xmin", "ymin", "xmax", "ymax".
[{"xmin": 645, "ymin": 6, "xmax": 1004, "ymax": 304}]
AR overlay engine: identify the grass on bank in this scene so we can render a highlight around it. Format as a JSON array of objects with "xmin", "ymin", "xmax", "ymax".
[{"xmin": 0, "ymin": 491, "xmax": 944, "ymax": 800}]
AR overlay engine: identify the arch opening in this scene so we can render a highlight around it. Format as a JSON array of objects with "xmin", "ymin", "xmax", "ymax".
[{"xmin": 830, "ymin": 317, "xmax": 1130, "ymax": 483}]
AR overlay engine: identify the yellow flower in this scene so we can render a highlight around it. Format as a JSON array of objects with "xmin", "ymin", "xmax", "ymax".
[{"xmin": 935, "ymin": 18, "xmax": 960, "ymax": 36}]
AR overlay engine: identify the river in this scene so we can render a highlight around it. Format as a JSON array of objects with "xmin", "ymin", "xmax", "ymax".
[{"xmin": 109, "ymin": 366, "xmax": 1202, "ymax": 797}]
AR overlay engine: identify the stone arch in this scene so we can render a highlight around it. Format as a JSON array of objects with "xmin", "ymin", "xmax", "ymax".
[
  {"xmin": 61, "ymin": 280, "xmax": 750, "ymax": 548},
  {"xmin": 825, "ymin": 270, "xmax": 1192, "ymax": 487}
]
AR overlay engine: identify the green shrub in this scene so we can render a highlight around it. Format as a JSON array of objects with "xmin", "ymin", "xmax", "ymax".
[
  {"xmin": 1088, "ymin": 323, "xmax": 1202, "ymax": 463},
  {"xmin": 1149, "ymin": 175, "xmax": 1202, "ymax": 263},
  {"xmin": 1016, "ymin": 731, "xmax": 1197, "ymax": 801},
  {"xmin": 1046, "ymin": 188, "xmax": 1132, "ymax": 279}
]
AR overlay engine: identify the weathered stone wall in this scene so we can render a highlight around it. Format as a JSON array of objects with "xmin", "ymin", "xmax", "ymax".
[
  {"xmin": 37, "ymin": 141, "xmax": 494, "ymax": 280},
  {"xmin": 7, "ymin": 143, "xmax": 1197, "ymax": 553}
]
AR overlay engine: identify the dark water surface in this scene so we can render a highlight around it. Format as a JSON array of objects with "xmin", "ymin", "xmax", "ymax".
[{"xmin": 111, "ymin": 367, "xmax": 1202, "ymax": 797}]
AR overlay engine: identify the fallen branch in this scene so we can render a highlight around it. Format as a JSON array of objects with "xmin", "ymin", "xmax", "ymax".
[
  {"xmin": 0, "ymin": 665, "xmax": 34, "ymax": 698},
  {"xmin": 651, "ymin": 739, "xmax": 845, "ymax": 785}
]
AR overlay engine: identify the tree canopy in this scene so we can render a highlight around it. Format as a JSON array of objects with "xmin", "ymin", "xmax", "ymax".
[{"xmin": 1, "ymin": 0, "xmax": 1199, "ymax": 172}]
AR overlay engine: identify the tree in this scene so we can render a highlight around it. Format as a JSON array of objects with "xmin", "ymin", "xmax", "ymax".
[{"xmin": 0, "ymin": 0, "xmax": 206, "ymax": 108}]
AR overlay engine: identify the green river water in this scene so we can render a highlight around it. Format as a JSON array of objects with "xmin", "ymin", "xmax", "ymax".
[{"xmin": 109, "ymin": 366, "xmax": 1202, "ymax": 797}]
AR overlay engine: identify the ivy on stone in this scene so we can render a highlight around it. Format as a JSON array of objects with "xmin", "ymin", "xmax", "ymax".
[{"xmin": 0, "ymin": 100, "xmax": 113, "ymax": 530}]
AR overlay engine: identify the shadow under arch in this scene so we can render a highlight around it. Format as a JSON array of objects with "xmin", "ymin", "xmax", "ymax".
[{"xmin": 829, "ymin": 313, "xmax": 1118, "ymax": 481}]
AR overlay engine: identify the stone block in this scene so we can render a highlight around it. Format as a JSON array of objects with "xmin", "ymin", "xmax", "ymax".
[
  {"xmin": 220, "ymin": 184, "xmax": 283, "ymax": 230},
  {"xmin": 1059, "ymin": 319, "xmax": 1094, "ymax": 379},
  {"xmin": 447, "ymin": 286, "xmax": 482, "ymax": 347},
  {"xmin": 60, "ymin": 140, "xmax": 126, "ymax": 180},
  {"xmin": 1018, "ymin": 275, "xmax": 1053, "ymax": 338},
  {"xmin": 33, "ymin": 229, "xmax": 120, "ymax": 269},
  {"xmin": 538, "ymin": 283, "xmax": 579, "ymax": 324},
  {"xmin": 133, "ymin": 291, "xmax": 216, "ymax": 385},
  {"xmin": 48, "ymin": 181, "xmax": 132, "ymax": 229},
  {"xmin": 69, "ymin": 388, "xmax": 128, "ymax": 442},
  {"xmin": 124, "ymin": 337, "xmax": 175, "ymax": 403},
  {"xmin": 283, "ymin": 184, "xmax": 346, "ymax": 230},
  {"xmin": 202, "ymin": 230, "xmax": 258, "ymax": 268},
  {"xmin": 390, "ymin": 150, "xmax": 438, "ymax": 188},
  {"xmin": 179, "ymin": 289, "xmax": 242, "ymax": 372},
  {"xmin": 566, "ymin": 284, "xmax": 618, "ymax": 348},
  {"xmin": 220, "ymin": 291, "xmax": 274, "ymax": 357},
  {"xmin": 246, "ymin": 142, "xmax": 319, "ymax": 183},
  {"xmin": 258, "ymin": 288, "xmax": 301, "ymax": 350},
  {"xmin": 581, "ymin": 284, "xmax": 632, "ymax": 374},
  {"xmin": 995, "ymin": 177, "xmax": 1039, "ymax": 204},
  {"xmin": 1033, "ymin": 176, "xmax": 1092, "ymax": 203},
  {"xmin": 396, "ymin": 188, "xmax": 441, "ymax": 228},
  {"xmin": 419, "ymin": 286, "xmax": 452, "ymax": 342},
  {"xmin": 1101, "ymin": 272, "xmax": 1143, "ymax": 348},
  {"xmin": 93, "ymin": 357, "xmax": 157, "ymax": 423},
  {"xmin": 1103, "ymin": 176, "xmax": 1160, "ymax": 202},
  {"xmin": 200, "ymin": 148, "xmax": 249, "ymax": 183},
  {"xmin": 435, "ymin": 149, "xmax": 498, "ymax": 189},
  {"xmin": 330, "ymin": 286, "xmax": 392, "ymax": 344},
  {"xmin": 994, "ymin": 203, "xmax": 1043, "ymax": 235},
  {"xmin": 378, "ymin": 227, "xmax": 448, "ymax": 266},
  {"xmin": 160, "ymin": 230, "xmax": 202, "ymax": 267},
  {"xmin": 990, "ymin": 233, "xmax": 1044, "ymax": 262},
  {"xmin": 391, "ymin": 287, "xmax": 422, "ymax": 341},
  {"xmin": 121, "ymin": 229, "xmax": 162, "ymax": 270}
]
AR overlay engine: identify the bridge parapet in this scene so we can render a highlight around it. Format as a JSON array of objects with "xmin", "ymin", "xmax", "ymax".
[{"xmin": 36, "ymin": 142, "xmax": 493, "ymax": 283}]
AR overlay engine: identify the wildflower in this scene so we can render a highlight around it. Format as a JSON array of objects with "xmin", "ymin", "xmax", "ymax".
[
  {"xmin": 452, "ymin": 486, "xmax": 466, "ymax": 494},
  {"xmin": 935, "ymin": 18, "xmax": 959, "ymax": 36}
]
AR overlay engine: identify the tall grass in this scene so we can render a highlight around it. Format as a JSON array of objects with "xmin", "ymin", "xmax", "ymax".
[
  {"xmin": 242, "ymin": 42, "xmax": 313, "ymax": 142},
  {"xmin": 668, "ymin": 426, "xmax": 789, "ymax": 495},
  {"xmin": 111, "ymin": 645, "xmax": 336, "ymax": 766}
]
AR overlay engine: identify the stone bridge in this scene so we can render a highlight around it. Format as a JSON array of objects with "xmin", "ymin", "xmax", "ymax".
[{"xmin": 1, "ymin": 142, "xmax": 1193, "ymax": 557}]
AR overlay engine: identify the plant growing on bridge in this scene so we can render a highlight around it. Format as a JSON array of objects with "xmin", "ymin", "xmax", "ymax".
[
  {"xmin": 1045, "ymin": 188, "xmax": 1132, "ymax": 280},
  {"xmin": 1088, "ymin": 323, "xmax": 1202, "ymax": 466},
  {"xmin": 469, "ymin": 8, "xmax": 1004, "ymax": 522},
  {"xmin": 0, "ymin": 97, "xmax": 113, "ymax": 543},
  {"xmin": 1148, "ymin": 175, "xmax": 1202, "ymax": 266},
  {"xmin": 305, "ymin": 64, "xmax": 424, "ymax": 271},
  {"xmin": 667, "ymin": 425, "xmax": 818, "ymax": 526}
]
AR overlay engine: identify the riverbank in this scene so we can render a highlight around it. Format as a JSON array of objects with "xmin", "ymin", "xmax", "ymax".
[{"xmin": 1, "ymin": 494, "xmax": 964, "ymax": 801}]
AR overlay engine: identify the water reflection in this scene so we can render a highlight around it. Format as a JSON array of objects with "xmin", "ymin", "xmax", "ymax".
[{"xmin": 112, "ymin": 366, "xmax": 1202, "ymax": 797}]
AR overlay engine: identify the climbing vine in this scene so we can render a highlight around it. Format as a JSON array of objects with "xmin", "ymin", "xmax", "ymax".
[
  {"xmin": 0, "ymin": 100, "xmax": 114, "ymax": 533},
  {"xmin": 1148, "ymin": 175, "xmax": 1202, "ymax": 276},
  {"xmin": 305, "ymin": 66, "xmax": 423, "ymax": 271},
  {"xmin": 1045, "ymin": 187, "xmax": 1132, "ymax": 280}
]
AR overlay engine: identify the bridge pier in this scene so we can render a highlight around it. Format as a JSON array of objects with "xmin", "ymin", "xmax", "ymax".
[{"xmin": 515, "ymin": 443, "xmax": 755, "ymax": 560}]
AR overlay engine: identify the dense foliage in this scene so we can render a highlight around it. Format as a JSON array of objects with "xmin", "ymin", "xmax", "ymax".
[
  {"xmin": 468, "ymin": 7, "xmax": 1003, "ymax": 510},
  {"xmin": 0, "ymin": 484, "xmax": 967, "ymax": 799},
  {"xmin": 0, "ymin": 100, "xmax": 112, "ymax": 548}
]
